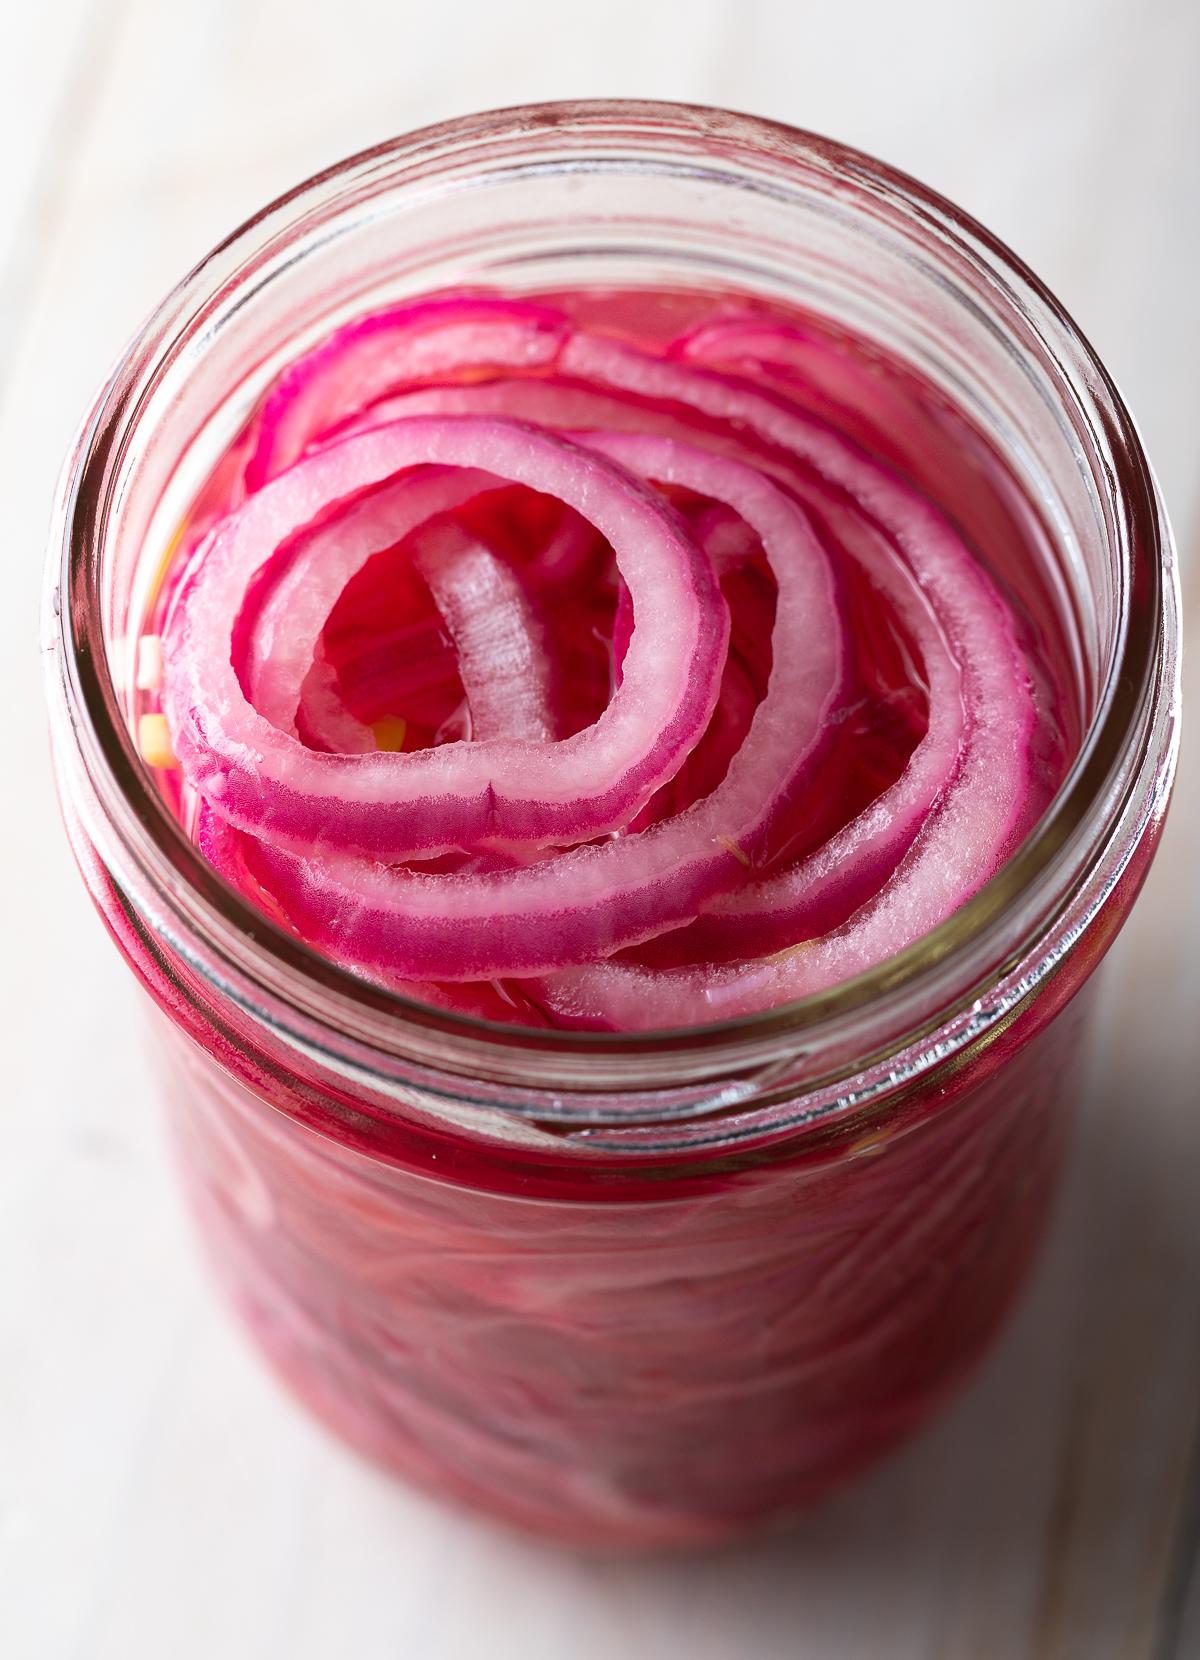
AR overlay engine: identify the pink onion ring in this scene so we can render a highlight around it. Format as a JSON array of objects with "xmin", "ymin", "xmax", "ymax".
[
  {"xmin": 203, "ymin": 436, "xmax": 842, "ymax": 978},
  {"xmin": 246, "ymin": 296, "xmax": 569, "ymax": 488},
  {"xmin": 163, "ymin": 418, "xmax": 729, "ymax": 859}
]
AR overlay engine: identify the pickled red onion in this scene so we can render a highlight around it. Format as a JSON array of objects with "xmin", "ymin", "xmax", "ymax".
[
  {"xmin": 153, "ymin": 296, "xmax": 1044, "ymax": 1026},
  {"xmin": 246, "ymin": 297, "xmax": 569, "ymax": 488},
  {"xmin": 411, "ymin": 517, "xmax": 555, "ymax": 743},
  {"xmin": 188, "ymin": 437, "xmax": 842, "ymax": 978},
  {"xmin": 163, "ymin": 418, "xmax": 729, "ymax": 858}
]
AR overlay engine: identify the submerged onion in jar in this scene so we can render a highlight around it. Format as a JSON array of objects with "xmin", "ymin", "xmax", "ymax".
[
  {"xmin": 143, "ymin": 286, "xmax": 1075, "ymax": 1028},
  {"xmin": 46, "ymin": 104, "xmax": 1178, "ymax": 1547}
]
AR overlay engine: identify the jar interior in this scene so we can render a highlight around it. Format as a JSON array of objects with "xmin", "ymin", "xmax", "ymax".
[
  {"xmin": 103, "ymin": 128, "xmax": 1113, "ymax": 780},
  {"xmin": 57, "ymin": 108, "xmax": 1164, "ymax": 1114}
]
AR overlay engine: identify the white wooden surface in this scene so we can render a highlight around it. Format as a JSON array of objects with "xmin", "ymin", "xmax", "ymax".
[{"xmin": 2, "ymin": 3, "xmax": 1198, "ymax": 1656}]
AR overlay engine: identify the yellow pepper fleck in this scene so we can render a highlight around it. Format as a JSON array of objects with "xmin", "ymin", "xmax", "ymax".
[
  {"xmin": 138, "ymin": 713, "xmax": 177, "ymax": 769},
  {"xmin": 372, "ymin": 716, "xmax": 409, "ymax": 752}
]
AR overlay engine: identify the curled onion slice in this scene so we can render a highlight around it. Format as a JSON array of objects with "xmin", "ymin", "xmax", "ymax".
[
  {"xmin": 163, "ymin": 417, "xmax": 729, "ymax": 859},
  {"xmin": 411, "ymin": 516, "xmax": 555, "ymax": 743},
  {"xmin": 199, "ymin": 437, "xmax": 842, "ymax": 979},
  {"xmin": 246, "ymin": 296, "xmax": 569, "ymax": 488},
  {"xmin": 653, "ymin": 502, "xmax": 967, "ymax": 961}
]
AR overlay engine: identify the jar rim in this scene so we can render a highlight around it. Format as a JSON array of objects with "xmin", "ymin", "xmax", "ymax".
[{"xmin": 48, "ymin": 98, "xmax": 1179, "ymax": 1109}]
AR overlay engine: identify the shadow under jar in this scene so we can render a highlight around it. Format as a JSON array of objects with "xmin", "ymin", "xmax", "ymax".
[{"xmin": 45, "ymin": 102, "xmax": 1179, "ymax": 1549}]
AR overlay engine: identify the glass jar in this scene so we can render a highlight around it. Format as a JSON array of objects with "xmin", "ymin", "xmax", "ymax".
[{"xmin": 44, "ymin": 101, "xmax": 1179, "ymax": 1549}]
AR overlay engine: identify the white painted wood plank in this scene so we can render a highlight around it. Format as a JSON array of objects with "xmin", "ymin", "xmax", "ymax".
[
  {"xmin": 0, "ymin": 0, "xmax": 101, "ymax": 275},
  {"xmin": 1, "ymin": 2, "xmax": 1196, "ymax": 1657}
]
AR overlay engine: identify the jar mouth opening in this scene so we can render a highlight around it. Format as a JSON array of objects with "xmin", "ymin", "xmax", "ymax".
[{"xmin": 50, "ymin": 98, "xmax": 1175, "ymax": 1089}]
